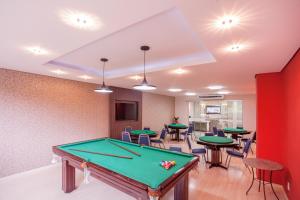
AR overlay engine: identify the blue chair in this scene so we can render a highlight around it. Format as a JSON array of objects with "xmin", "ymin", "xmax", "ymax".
[
  {"xmin": 138, "ymin": 134, "xmax": 150, "ymax": 146},
  {"xmin": 124, "ymin": 127, "xmax": 132, "ymax": 133},
  {"xmin": 241, "ymin": 132, "xmax": 256, "ymax": 154},
  {"xmin": 151, "ymin": 129, "xmax": 166, "ymax": 148},
  {"xmin": 169, "ymin": 147, "xmax": 182, "ymax": 152},
  {"xmin": 143, "ymin": 127, "xmax": 150, "ymax": 130},
  {"xmin": 217, "ymin": 130, "xmax": 226, "ymax": 137},
  {"xmin": 186, "ymin": 136, "xmax": 206, "ymax": 162},
  {"xmin": 121, "ymin": 131, "xmax": 132, "ymax": 143},
  {"xmin": 181, "ymin": 125, "xmax": 193, "ymax": 140},
  {"xmin": 205, "ymin": 132, "xmax": 214, "ymax": 136},
  {"xmin": 164, "ymin": 124, "xmax": 175, "ymax": 139},
  {"xmin": 225, "ymin": 139, "xmax": 252, "ymax": 169},
  {"xmin": 212, "ymin": 127, "xmax": 218, "ymax": 135}
]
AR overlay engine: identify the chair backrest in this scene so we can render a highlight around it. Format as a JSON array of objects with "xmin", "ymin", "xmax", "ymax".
[
  {"xmin": 187, "ymin": 125, "xmax": 193, "ymax": 134},
  {"xmin": 164, "ymin": 124, "xmax": 170, "ymax": 133},
  {"xmin": 160, "ymin": 129, "xmax": 167, "ymax": 140},
  {"xmin": 169, "ymin": 146, "xmax": 182, "ymax": 152},
  {"xmin": 143, "ymin": 127, "xmax": 150, "ymax": 130},
  {"xmin": 205, "ymin": 132, "xmax": 214, "ymax": 136},
  {"xmin": 186, "ymin": 135, "xmax": 192, "ymax": 150},
  {"xmin": 124, "ymin": 127, "xmax": 132, "ymax": 132},
  {"xmin": 212, "ymin": 127, "xmax": 218, "ymax": 135},
  {"xmin": 243, "ymin": 139, "xmax": 252, "ymax": 155},
  {"xmin": 138, "ymin": 134, "xmax": 150, "ymax": 146},
  {"xmin": 217, "ymin": 130, "xmax": 225, "ymax": 137},
  {"xmin": 122, "ymin": 131, "xmax": 132, "ymax": 143}
]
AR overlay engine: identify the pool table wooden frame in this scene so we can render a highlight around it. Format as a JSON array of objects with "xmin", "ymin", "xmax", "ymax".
[{"xmin": 52, "ymin": 138, "xmax": 199, "ymax": 200}]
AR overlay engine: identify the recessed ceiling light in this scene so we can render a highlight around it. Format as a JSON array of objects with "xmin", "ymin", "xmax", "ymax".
[
  {"xmin": 59, "ymin": 9, "xmax": 102, "ymax": 31},
  {"xmin": 217, "ymin": 90, "xmax": 231, "ymax": 95},
  {"xmin": 129, "ymin": 75, "xmax": 143, "ymax": 80},
  {"xmin": 173, "ymin": 68, "xmax": 188, "ymax": 74},
  {"xmin": 79, "ymin": 75, "xmax": 92, "ymax": 80},
  {"xmin": 185, "ymin": 92, "xmax": 196, "ymax": 96},
  {"xmin": 226, "ymin": 43, "xmax": 245, "ymax": 52},
  {"xmin": 51, "ymin": 69, "xmax": 67, "ymax": 75},
  {"xmin": 215, "ymin": 15, "xmax": 240, "ymax": 29},
  {"xmin": 207, "ymin": 85, "xmax": 224, "ymax": 90},
  {"xmin": 25, "ymin": 46, "xmax": 49, "ymax": 55},
  {"xmin": 168, "ymin": 88, "xmax": 182, "ymax": 92}
]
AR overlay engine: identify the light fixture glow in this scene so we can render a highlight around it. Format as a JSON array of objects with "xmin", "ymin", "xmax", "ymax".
[
  {"xmin": 60, "ymin": 9, "xmax": 102, "ymax": 31},
  {"xmin": 215, "ymin": 15, "xmax": 240, "ymax": 29},
  {"xmin": 168, "ymin": 88, "xmax": 183, "ymax": 92},
  {"xmin": 94, "ymin": 58, "xmax": 113, "ymax": 94},
  {"xmin": 173, "ymin": 68, "xmax": 188, "ymax": 74},
  {"xmin": 25, "ymin": 46, "xmax": 49, "ymax": 55},
  {"xmin": 225, "ymin": 43, "xmax": 246, "ymax": 52},
  {"xmin": 207, "ymin": 85, "xmax": 224, "ymax": 90},
  {"xmin": 133, "ymin": 46, "xmax": 156, "ymax": 91},
  {"xmin": 79, "ymin": 75, "xmax": 92, "ymax": 80},
  {"xmin": 51, "ymin": 69, "xmax": 67, "ymax": 75},
  {"xmin": 185, "ymin": 92, "xmax": 196, "ymax": 96},
  {"xmin": 129, "ymin": 75, "xmax": 143, "ymax": 80},
  {"xmin": 217, "ymin": 90, "xmax": 231, "ymax": 95}
]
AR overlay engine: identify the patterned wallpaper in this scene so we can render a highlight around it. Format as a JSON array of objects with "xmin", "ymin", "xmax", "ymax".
[{"xmin": 0, "ymin": 68, "xmax": 109, "ymax": 178}]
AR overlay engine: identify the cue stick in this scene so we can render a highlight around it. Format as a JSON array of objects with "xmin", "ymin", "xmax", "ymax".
[
  {"xmin": 108, "ymin": 140, "xmax": 141, "ymax": 157},
  {"xmin": 69, "ymin": 149, "xmax": 133, "ymax": 159}
]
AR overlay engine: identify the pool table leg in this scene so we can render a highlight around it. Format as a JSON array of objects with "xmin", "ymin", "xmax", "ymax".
[
  {"xmin": 174, "ymin": 174, "xmax": 188, "ymax": 200},
  {"xmin": 62, "ymin": 159, "xmax": 75, "ymax": 193}
]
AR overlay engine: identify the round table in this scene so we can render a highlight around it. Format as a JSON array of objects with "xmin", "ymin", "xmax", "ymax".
[
  {"xmin": 130, "ymin": 130, "xmax": 157, "ymax": 138},
  {"xmin": 223, "ymin": 128, "xmax": 251, "ymax": 139},
  {"xmin": 197, "ymin": 136, "xmax": 238, "ymax": 169},
  {"xmin": 168, "ymin": 123, "xmax": 188, "ymax": 142},
  {"xmin": 244, "ymin": 158, "xmax": 283, "ymax": 200}
]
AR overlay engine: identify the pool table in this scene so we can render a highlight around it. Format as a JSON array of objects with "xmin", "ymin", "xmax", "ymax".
[{"xmin": 53, "ymin": 138, "xmax": 198, "ymax": 200}]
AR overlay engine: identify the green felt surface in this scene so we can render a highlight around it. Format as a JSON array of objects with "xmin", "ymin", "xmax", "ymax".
[
  {"xmin": 199, "ymin": 136, "xmax": 233, "ymax": 144},
  {"xmin": 168, "ymin": 123, "xmax": 188, "ymax": 129},
  {"xmin": 130, "ymin": 130, "xmax": 156, "ymax": 135},
  {"xmin": 223, "ymin": 128, "xmax": 247, "ymax": 133},
  {"xmin": 58, "ymin": 138, "xmax": 194, "ymax": 189}
]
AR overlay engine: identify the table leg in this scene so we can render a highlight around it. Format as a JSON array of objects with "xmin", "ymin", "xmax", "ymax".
[
  {"xmin": 62, "ymin": 159, "xmax": 75, "ymax": 193},
  {"xmin": 262, "ymin": 170, "xmax": 266, "ymax": 200},
  {"xmin": 176, "ymin": 129, "xmax": 180, "ymax": 142},
  {"xmin": 258, "ymin": 169, "xmax": 261, "ymax": 192},
  {"xmin": 270, "ymin": 171, "xmax": 280, "ymax": 200},
  {"xmin": 246, "ymin": 167, "xmax": 255, "ymax": 195},
  {"xmin": 174, "ymin": 174, "xmax": 188, "ymax": 200}
]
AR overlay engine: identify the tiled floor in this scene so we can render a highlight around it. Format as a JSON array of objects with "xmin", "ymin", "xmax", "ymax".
[{"xmin": 0, "ymin": 136, "xmax": 288, "ymax": 200}]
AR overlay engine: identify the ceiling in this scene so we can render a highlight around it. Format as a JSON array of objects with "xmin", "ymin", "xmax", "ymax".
[{"xmin": 1, "ymin": 0, "xmax": 299, "ymax": 96}]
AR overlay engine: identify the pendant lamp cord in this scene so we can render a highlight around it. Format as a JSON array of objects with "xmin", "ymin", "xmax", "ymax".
[
  {"xmin": 102, "ymin": 61, "xmax": 105, "ymax": 85},
  {"xmin": 143, "ymin": 50, "xmax": 146, "ymax": 79}
]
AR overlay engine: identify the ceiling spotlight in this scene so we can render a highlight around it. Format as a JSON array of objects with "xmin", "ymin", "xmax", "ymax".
[
  {"xmin": 173, "ymin": 68, "xmax": 187, "ymax": 74},
  {"xmin": 60, "ymin": 9, "xmax": 102, "ymax": 31},
  {"xmin": 79, "ymin": 75, "xmax": 92, "ymax": 80},
  {"xmin": 133, "ymin": 46, "xmax": 156, "ymax": 91},
  {"xmin": 185, "ymin": 92, "xmax": 196, "ymax": 96},
  {"xmin": 215, "ymin": 15, "xmax": 239, "ymax": 29},
  {"xmin": 226, "ymin": 43, "xmax": 245, "ymax": 52},
  {"xmin": 94, "ymin": 58, "xmax": 113, "ymax": 93},
  {"xmin": 207, "ymin": 85, "xmax": 224, "ymax": 90},
  {"xmin": 217, "ymin": 90, "xmax": 231, "ymax": 95},
  {"xmin": 51, "ymin": 69, "xmax": 67, "ymax": 75},
  {"xmin": 25, "ymin": 46, "xmax": 49, "ymax": 55},
  {"xmin": 129, "ymin": 75, "xmax": 143, "ymax": 80},
  {"xmin": 168, "ymin": 88, "xmax": 182, "ymax": 92}
]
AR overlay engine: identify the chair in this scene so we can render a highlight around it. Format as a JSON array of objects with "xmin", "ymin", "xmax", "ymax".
[
  {"xmin": 212, "ymin": 127, "xmax": 218, "ymax": 135},
  {"xmin": 143, "ymin": 127, "xmax": 150, "ymax": 130},
  {"xmin": 241, "ymin": 132, "xmax": 256, "ymax": 154},
  {"xmin": 121, "ymin": 131, "xmax": 132, "ymax": 143},
  {"xmin": 181, "ymin": 125, "xmax": 193, "ymax": 140},
  {"xmin": 138, "ymin": 134, "xmax": 150, "ymax": 146},
  {"xmin": 169, "ymin": 147, "xmax": 182, "ymax": 152},
  {"xmin": 124, "ymin": 127, "xmax": 132, "ymax": 133},
  {"xmin": 164, "ymin": 124, "xmax": 175, "ymax": 139},
  {"xmin": 151, "ymin": 129, "xmax": 166, "ymax": 148},
  {"xmin": 217, "ymin": 130, "xmax": 226, "ymax": 137},
  {"xmin": 186, "ymin": 136, "xmax": 206, "ymax": 162},
  {"xmin": 225, "ymin": 139, "xmax": 252, "ymax": 169},
  {"xmin": 205, "ymin": 132, "xmax": 214, "ymax": 136}
]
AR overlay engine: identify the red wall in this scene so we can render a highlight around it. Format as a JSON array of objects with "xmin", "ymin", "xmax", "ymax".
[{"xmin": 256, "ymin": 49, "xmax": 300, "ymax": 199}]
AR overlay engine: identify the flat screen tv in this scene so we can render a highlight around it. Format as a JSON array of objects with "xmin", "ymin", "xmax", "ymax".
[
  {"xmin": 115, "ymin": 101, "xmax": 138, "ymax": 121},
  {"xmin": 206, "ymin": 105, "xmax": 221, "ymax": 114}
]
